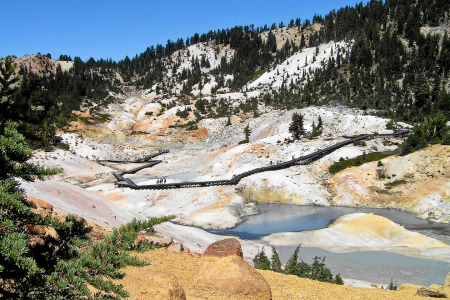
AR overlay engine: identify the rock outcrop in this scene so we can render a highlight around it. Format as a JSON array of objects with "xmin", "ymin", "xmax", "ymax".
[
  {"xmin": 203, "ymin": 238, "xmax": 243, "ymax": 258},
  {"xmin": 28, "ymin": 196, "xmax": 53, "ymax": 216},
  {"xmin": 193, "ymin": 255, "xmax": 272, "ymax": 300},
  {"xmin": 416, "ymin": 287, "xmax": 447, "ymax": 298}
]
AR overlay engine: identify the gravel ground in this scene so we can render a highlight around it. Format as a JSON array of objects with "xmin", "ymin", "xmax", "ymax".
[{"xmin": 116, "ymin": 249, "xmax": 436, "ymax": 300}]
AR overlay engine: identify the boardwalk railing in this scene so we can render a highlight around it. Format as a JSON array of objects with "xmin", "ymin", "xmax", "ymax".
[{"xmin": 112, "ymin": 131, "xmax": 409, "ymax": 190}]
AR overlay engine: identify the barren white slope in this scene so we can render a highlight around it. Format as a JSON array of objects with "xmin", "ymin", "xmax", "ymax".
[
  {"xmin": 85, "ymin": 105, "xmax": 403, "ymax": 230},
  {"xmin": 248, "ymin": 41, "xmax": 349, "ymax": 90},
  {"xmin": 20, "ymin": 179, "xmax": 141, "ymax": 228}
]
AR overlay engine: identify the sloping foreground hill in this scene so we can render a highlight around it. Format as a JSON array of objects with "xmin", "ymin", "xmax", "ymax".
[{"xmin": 115, "ymin": 249, "xmax": 442, "ymax": 300}]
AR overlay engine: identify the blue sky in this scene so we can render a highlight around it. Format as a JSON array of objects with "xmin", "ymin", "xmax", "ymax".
[{"xmin": 2, "ymin": 0, "xmax": 359, "ymax": 62}]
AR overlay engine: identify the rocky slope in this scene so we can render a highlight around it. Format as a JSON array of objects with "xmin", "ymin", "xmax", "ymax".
[
  {"xmin": 330, "ymin": 144, "xmax": 450, "ymax": 223},
  {"xmin": 15, "ymin": 33, "xmax": 450, "ymax": 289}
]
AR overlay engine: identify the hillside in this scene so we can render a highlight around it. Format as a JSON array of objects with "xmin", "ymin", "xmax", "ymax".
[
  {"xmin": 116, "ymin": 248, "xmax": 441, "ymax": 300},
  {"xmin": 2, "ymin": 0, "xmax": 450, "ymax": 298}
]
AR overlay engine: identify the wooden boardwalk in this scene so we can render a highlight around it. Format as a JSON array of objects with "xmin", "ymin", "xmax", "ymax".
[{"xmin": 110, "ymin": 130, "xmax": 409, "ymax": 190}]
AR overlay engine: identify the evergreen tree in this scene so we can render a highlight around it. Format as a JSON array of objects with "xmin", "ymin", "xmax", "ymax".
[
  {"xmin": 244, "ymin": 123, "xmax": 251, "ymax": 141},
  {"xmin": 284, "ymin": 244, "xmax": 301, "ymax": 275},
  {"xmin": 0, "ymin": 58, "xmax": 20, "ymax": 98},
  {"xmin": 267, "ymin": 31, "xmax": 277, "ymax": 53},
  {"xmin": 253, "ymin": 247, "xmax": 271, "ymax": 270},
  {"xmin": 300, "ymin": 33, "xmax": 306, "ymax": 49},
  {"xmin": 270, "ymin": 246, "xmax": 282, "ymax": 273},
  {"xmin": 334, "ymin": 274, "xmax": 344, "ymax": 285},
  {"xmin": 310, "ymin": 256, "xmax": 333, "ymax": 282},
  {"xmin": 289, "ymin": 112, "xmax": 305, "ymax": 139},
  {"xmin": 0, "ymin": 57, "xmax": 173, "ymax": 299},
  {"xmin": 317, "ymin": 115, "xmax": 323, "ymax": 129}
]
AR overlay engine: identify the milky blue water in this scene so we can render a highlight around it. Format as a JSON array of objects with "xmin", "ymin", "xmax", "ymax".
[
  {"xmin": 274, "ymin": 245, "xmax": 449, "ymax": 286},
  {"xmin": 209, "ymin": 204, "xmax": 432, "ymax": 239},
  {"xmin": 208, "ymin": 204, "xmax": 450, "ymax": 285}
]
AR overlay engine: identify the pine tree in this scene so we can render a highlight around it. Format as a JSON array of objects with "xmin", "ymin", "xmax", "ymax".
[
  {"xmin": 284, "ymin": 244, "xmax": 301, "ymax": 275},
  {"xmin": 0, "ymin": 57, "xmax": 173, "ymax": 299},
  {"xmin": 300, "ymin": 33, "xmax": 306, "ymax": 49},
  {"xmin": 317, "ymin": 115, "xmax": 323, "ymax": 129},
  {"xmin": 244, "ymin": 123, "xmax": 251, "ymax": 141},
  {"xmin": 289, "ymin": 112, "xmax": 305, "ymax": 139},
  {"xmin": 310, "ymin": 256, "xmax": 333, "ymax": 282},
  {"xmin": 253, "ymin": 247, "xmax": 271, "ymax": 270},
  {"xmin": 270, "ymin": 246, "xmax": 282, "ymax": 272}
]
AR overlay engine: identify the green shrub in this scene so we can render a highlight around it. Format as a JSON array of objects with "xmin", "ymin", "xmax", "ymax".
[
  {"xmin": 57, "ymin": 142, "xmax": 70, "ymax": 151},
  {"xmin": 310, "ymin": 256, "xmax": 333, "ymax": 283},
  {"xmin": 387, "ymin": 278, "xmax": 398, "ymax": 290},
  {"xmin": 334, "ymin": 274, "xmax": 344, "ymax": 285},
  {"xmin": 253, "ymin": 247, "xmax": 271, "ymax": 270},
  {"xmin": 385, "ymin": 180, "xmax": 407, "ymax": 188},
  {"xmin": 386, "ymin": 120, "xmax": 394, "ymax": 130},
  {"xmin": 353, "ymin": 140, "xmax": 367, "ymax": 146},
  {"xmin": 329, "ymin": 152, "xmax": 393, "ymax": 174},
  {"xmin": 176, "ymin": 107, "xmax": 190, "ymax": 119}
]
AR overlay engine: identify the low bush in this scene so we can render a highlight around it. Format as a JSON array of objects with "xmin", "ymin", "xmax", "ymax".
[
  {"xmin": 385, "ymin": 180, "xmax": 407, "ymax": 188},
  {"xmin": 387, "ymin": 278, "xmax": 398, "ymax": 290},
  {"xmin": 353, "ymin": 140, "xmax": 367, "ymax": 146},
  {"xmin": 329, "ymin": 152, "xmax": 394, "ymax": 174}
]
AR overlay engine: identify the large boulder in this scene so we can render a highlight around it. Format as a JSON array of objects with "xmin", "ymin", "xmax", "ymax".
[
  {"xmin": 203, "ymin": 238, "xmax": 243, "ymax": 258},
  {"xmin": 193, "ymin": 255, "xmax": 272, "ymax": 300},
  {"xmin": 140, "ymin": 272, "xmax": 186, "ymax": 300}
]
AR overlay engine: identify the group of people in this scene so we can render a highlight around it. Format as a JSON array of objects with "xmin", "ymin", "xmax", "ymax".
[
  {"xmin": 269, "ymin": 160, "xmax": 283, "ymax": 165},
  {"xmin": 156, "ymin": 179, "xmax": 166, "ymax": 184},
  {"xmin": 269, "ymin": 156, "xmax": 296, "ymax": 166}
]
